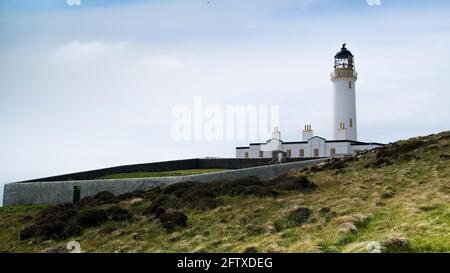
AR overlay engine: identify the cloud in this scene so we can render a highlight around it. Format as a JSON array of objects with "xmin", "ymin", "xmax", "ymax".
[
  {"xmin": 51, "ymin": 40, "xmax": 128, "ymax": 64},
  {"xmin": 132, "ymin": 54, "xmax": 184, "ymax": 72}
]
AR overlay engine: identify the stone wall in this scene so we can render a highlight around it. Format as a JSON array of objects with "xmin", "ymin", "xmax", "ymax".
[
  {"xmin": 3, "ymin": 159, "xmax": 326, "ymax": 206},
  {"xmin": 19, "ymin": 158, "xmax": 315, "ymax": 183}
]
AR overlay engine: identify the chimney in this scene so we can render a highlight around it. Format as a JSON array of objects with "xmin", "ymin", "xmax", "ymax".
[
  {"xmin": 272, "ymin": 126, "xmax": 281, "ymax": 140},
  {"xmin": 302, "ymin": 125, "xmax": 314, "ymax": 141}
]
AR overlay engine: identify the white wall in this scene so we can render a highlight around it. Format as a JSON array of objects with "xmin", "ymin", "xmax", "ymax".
[
  {"xmin": 325, "ymin": 142, "xmax": 351, "ymax": 157},
  {"xmin": 333, "ymin": 77, "xmax": 358, "ymax": 141},
  {"xmin": 236, "ymin": 139, "xmax": 383, "ymax": 159},
  {"xmin": 236, "ymin": 149, "xmax": 249, "ymax": 158}
]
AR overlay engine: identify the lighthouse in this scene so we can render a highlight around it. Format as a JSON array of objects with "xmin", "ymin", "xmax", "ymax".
[
  {"xmin": 236, "ymin": 43, "xmax": 384, "ymax": 159},
  {"xmin": 331, "ymin": 43, "xmax": 358, "ymax": 141}
]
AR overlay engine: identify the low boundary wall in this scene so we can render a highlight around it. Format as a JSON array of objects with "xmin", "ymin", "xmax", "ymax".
[
  {"xmin": 3, "ymin": 159, "xmax": 326, "ymax": 206},
  {"xmin": 19, "ymin": 158, "xmax": 316, "ymax": 183}
]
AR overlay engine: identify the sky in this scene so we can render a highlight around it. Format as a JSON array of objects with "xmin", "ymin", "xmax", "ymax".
[{"xmin": 1, "ymin": 0, "xmax": 450, "ymax": 205}]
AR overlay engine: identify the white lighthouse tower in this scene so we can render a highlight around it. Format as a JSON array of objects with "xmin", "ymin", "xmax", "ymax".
[{"xmin": 331, "ymin": 43, "xmax": 358, "ymax": 141}]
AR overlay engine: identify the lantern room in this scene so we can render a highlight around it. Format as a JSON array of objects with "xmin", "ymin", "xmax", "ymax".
[{"xmin": 334, "ymin": 43, "xmax": 354, "ymax": 70}]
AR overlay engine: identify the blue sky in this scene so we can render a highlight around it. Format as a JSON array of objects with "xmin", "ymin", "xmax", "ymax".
[{"xmin": 1, "ymin": 0, "xmax": 450, "ymax": 205}]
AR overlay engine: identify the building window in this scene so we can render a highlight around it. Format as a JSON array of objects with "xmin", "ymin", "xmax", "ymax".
[
  {"xmin": 244, "ymin": 152, "xmax": 249, "ymax": 159},
  {"xmin": 259, "ymin": 151, "xmax": 263, "ymax": 158},
  {"xmin": 287, "ymin": 149, "xmax": 292, "ymax": 158},
  {"xmin": 314, "ymin": 148, "xmax": 319, "ymax": 157},
  {"xmin": 330, "ymin": 148, "xmax": 336, "ymax": 156},
  {"xmin": 349, "ymin": 81, "xmax": 352, "ymax": 89},
  {"xmin": 299, "ymin": 149, "xmax": 304, "ymax": 158},
  {"xmin": 349, "ymin": 118, "xmax": 353, "ymax": 128}
]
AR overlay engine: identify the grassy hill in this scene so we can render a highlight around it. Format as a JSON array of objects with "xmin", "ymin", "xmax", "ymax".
[{"xmin": 0, "ymin": 131, "xmax": 449, "ymax": 253}]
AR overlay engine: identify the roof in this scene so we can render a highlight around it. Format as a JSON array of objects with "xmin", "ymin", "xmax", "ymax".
[
  {"xmin": 283, "ymin": 141, "xmax": 307, "ymax": 145},
  {"xmin": 326, "ymin": 139, "xmax": 384, "ymax": 145},
  {"xmin": 335, "ymin": 43, "xmax": 354, "ymax": 59},
  {"xmin": 351, "ymin": 142, "xmax": 385, "ymax": 146},
  {"xmin": 238, "ymin": 137, "xmax": 384, "ymax": 149},
  {"xmin": 310, "ymin": 136, "xmax": 327, "ymax": 141}
]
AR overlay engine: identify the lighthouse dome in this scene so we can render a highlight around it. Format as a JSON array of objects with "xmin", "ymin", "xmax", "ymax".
[{"xmin": 335, "ymin": 43, "xmax": 353, "ymax": 59}]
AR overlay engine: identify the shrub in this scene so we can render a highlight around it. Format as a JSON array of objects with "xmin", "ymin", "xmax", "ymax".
[
  {"xmin": 116, "ymin": 189, "xmax": 149, "ymax": 201},
  {"xmin": 148, "ymin": 194, "xmax": 184, "ymax": 210},
  {"xmin": 76, "ymin": 207, "xmax": 132, "ymax": 227},
  {"xmin": 159, "ymin": 211, "xmax": 188, "ymax": 231},
  {"xmin": 381, "ymin": 188, "xmax": 396, "ymax": 199},
  {"xmin": 370, "ymin": 158, "xmax": 393, "ymax": 168},
  {"xmin": 76, "ymin": 191, "xmax": 118, "ymax": 207},
  {"xmin": 270, "ymin": 176, "xmax": 317, "ymax": 191},
  {"xmin": 286, "ymin": 207, "xmax": 311, "ymax": 225},
  {"xmin": 76, "ymin": 209, "xmax": 109, "ymax": 228},
  {"xmin": 19, "ymin": 204, "xmax": 76, "ymax": 240},
  {"xmin": 143, "ymin": 205, "xmax": 166, "ymax": 218},
  {"xmin": 376, "ymin": 140, "xmax": 425, "ymax": 160},
  {"xmin": 106, "ymin": 206, "xmax": 132, "ymax": 221},
  {"xmin": 230, "ymin": 185, "xmax": 278, "ymax": 197},
  {"xmin": 243, "ymin": 246, "xmax": 258, "ymax": 253}
]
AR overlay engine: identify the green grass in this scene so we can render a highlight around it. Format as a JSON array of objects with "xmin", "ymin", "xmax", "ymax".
[
  {"xmin": 98, "ymin": 169, "xmax": 229, "ymax": 180},
  {"xmin": 1, "ymin": 131, "xmax": 449, "ymax": 253}
]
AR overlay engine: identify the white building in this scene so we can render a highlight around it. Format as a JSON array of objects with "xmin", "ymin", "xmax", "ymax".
[{"xmin": 236, "ymin": 44, "xmax": 384, "ymax": 159}]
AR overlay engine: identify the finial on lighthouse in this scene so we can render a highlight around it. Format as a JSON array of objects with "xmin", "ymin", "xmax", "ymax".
[{"xmin": 342, "ymin": 43, "xmax": 347, "ymax": 49}]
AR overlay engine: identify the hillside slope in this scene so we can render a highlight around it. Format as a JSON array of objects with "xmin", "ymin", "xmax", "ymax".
[{"xmin": 0, "ymin": 131, "xmax": 449, "ymax": 253}]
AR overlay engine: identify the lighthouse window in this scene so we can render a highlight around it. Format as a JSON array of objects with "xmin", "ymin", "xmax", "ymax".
[
  {"xmin": 349, "ymin": 119, "xmax": 353, "ymax": 128},
  {"xmin": 348, "ymin": 81, "xmax": 352, "ymax": 89}
]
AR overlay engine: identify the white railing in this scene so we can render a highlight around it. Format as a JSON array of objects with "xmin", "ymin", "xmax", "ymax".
[{"xmin": 331, "ymin": 70, "xmax": 358, "ymax": 79}]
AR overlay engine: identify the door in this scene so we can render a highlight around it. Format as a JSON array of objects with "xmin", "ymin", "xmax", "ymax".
[{"xmin": 73, "ymin": 186, "xmax": 81, "ymax": 203}]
